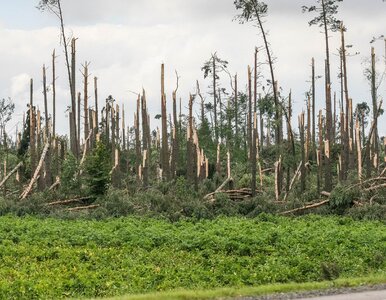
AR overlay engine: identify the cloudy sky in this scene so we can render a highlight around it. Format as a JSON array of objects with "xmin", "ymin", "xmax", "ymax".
[{"xmin": 0, "ymin": 0, "xmax": 385, "ymax": 137}]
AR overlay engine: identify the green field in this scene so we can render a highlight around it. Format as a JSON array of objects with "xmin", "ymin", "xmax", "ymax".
[{"xmin": 0, "ymin": 215, "xmax": 385, "ymax": 299}]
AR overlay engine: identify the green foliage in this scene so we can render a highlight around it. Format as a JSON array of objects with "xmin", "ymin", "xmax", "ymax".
[
  {"xmin": 60, "ymin": 152, "xmax": 80, "ymax": 195},
  {"xmin": 85, "ymin": 141, "xmax": 111, "ymax": 196},
  {"xmin": 347, "ymin": 204, "xmax": 386, "ymax": 221},
  {"xmin": 0, "ymin": 215, "xmax": 384, "ymax": 299},
  {"xmin": 329, "ymin": 184, "xmax": 360, "ymax": 213},
  {"xmin": 0, "ymin": 98, "xmax": 15, "ymax": 135},
  {"xmin": 302, "ymin": 0, "xmax": 343, "ymax": 32},
  {"xmin": 234, "ymin": 0, "xmax": 268, "ymax": 23},
  {"xmin": 321, "ymin": 262, "xmax": 341, "ymax": 281}
]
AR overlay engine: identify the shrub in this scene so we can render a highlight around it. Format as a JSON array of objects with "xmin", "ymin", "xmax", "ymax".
[{"xmin": 84, "ymin": 141, "xmax": 111, "ymax": 196}]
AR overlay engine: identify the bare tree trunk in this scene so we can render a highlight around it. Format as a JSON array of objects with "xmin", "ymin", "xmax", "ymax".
[
  {"xmin": 115, "ymin": 104, "xmax": 120, "ymax": 148},
  {"xmin": 254, "ymin": 48, "xmax": 258, "ymax": 113},
  {"xmin": 339, "ymin": 109, "xmax": 345, "ymax": 182},
  {"xmin": 234, "ymin": 74, "xmax": 239, "ymax": 146},
  {"xmin": 161, "ymin": 64, "xmax": 170, "ymax": 180},
  {"xmin": 83, "ymin": 62, "xmax": 89, "ymax": 151},
  {"xmin": 341, "ymin": 24, "xmax": 350, "ymax": 180},
  {"xmin": 94, "ymin": 77, "xmax": 99, "ymax": 134},
  {"xmin": 212, "ymin": 56, "xmax": 218, "ymax": 142},
  {"xmin": 251, "ymin": 112, "xmax": 257, "ymax": 197},
  {"xmin": 371, "ymin": 47, "xmax": 379, "ymax": 170},
  {"xmin": 187, "ymin": 94, "xmax": 197, "ymax": 189},
  {"xmin": 43, "ymin": 65, "xmax": 52, "ymax": 187},
  {"xmin": 20, "ymin": 143, "xmax": 50, "ymax": 200},
  {"xmin": 30, "ymin": 79, "xmax": 36, "ymax": 174},
  {"xmin": 253, "ymin": 6, "xmax": 280, "ymax": 151},
  {"xmin": 216, "ymin": 143, "xmax": 221, "ymax": 177},
  {"xmin": 324, "ymin": 72, "xmax": 333, "ymax": 191},
  {"xmin": 77, "ymin": 93, "xmax": 81, "ymax": 153},
  {"xmin": 355, "ymin": 116, "xmax": 362, "ymax": 182},
  {"xmin": 317, "ymin": 110, "xmax": 324, "ymax": 194},
  {"xmin": 259, "ymin": 93, "xmax": 264, "ymax": 149},
  {"xmin": 299, "ymin": 113, "xmax": 306, "ymax": 192},
  {"xmin": 306, "ymin": 95, "xmax": 311, "ymax": 161},
  {"xmin": 172, "ymin": 90, "xmax": 179, "ymax": 178},
  {"xmin": 141, "ymin": 91, "xmax": 150, "ymax": 187},
  {"xmin": 333, "ymin": 92, "xmax": 337, "ymax": 143},
  {"xmin": 52, "ymin": 50, "xmax": 56, "ymax": 139},
  {"xmin": 122, "ymin": 104, "xmax": 126, "ymax": 151},
  {"xmin": 248, "ymin": 65, "xmax": 252, "ymax": 157},
  {"xmin": 311, "ymin": 58, "xmax": 316, "ymax": 161},
  {"xmin": 111, "ymin": 105, "xmax": 116, "ymax": 162},
  {"xmin": 135, "ymin": 94, "xmax": 141, "ymax": 182},
  {"xmin": 70, "ymin": 38, "xmax": 78, "ymax": 158}
]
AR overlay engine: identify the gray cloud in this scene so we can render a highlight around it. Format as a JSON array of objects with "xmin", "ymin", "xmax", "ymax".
[{"xmin": 0, "ymin": 0, "xmax": 385, "ymax": 137}]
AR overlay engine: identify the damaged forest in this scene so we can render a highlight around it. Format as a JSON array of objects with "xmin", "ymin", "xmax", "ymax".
[{"xmin": 0, "ymin": 0, "xmax": 385, "ymax": 299}]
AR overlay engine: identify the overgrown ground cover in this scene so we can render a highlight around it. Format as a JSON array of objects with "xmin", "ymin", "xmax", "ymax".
[{"xmin": 0, "ymin": 215, "xmax": 385, "ymax": 299}]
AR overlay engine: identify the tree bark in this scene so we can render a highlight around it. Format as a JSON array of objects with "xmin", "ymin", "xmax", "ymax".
[
  {"xmin": 311, "ymin": 58, "xmax": 316, "ymax": 161},
  {"xmin": 371, "ymin": 47, "xmax": 379, "ymax": 170},
  {"xmin": 70, "ymin": 38, "xmax": 78, "ymax": 158},
  {"xmin": 161, "ymin": 64, "xmax": 170, "ymax": 180},
  {"xmin": 52, "ymin": 50, "xmax": 56, "ymax": 139},
  {"xmin": 29, "ymin": 79, "xmax": 36, "ymax": 174},
  {"xmin": 43, "ymin": 65, "xmax": 52, "ymax": 187}
]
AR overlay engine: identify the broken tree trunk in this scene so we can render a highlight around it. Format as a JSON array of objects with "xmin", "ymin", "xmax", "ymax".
[
  {"xmin": 299, "ymin": 112, "xmax": 306, "ymax": 193},
  {"xmin": 52, "ymin": 50, "xmax": 57, "ymax": 139},
  {"xmin": 283, "ymin": 161, "xmax": 302, "ymax": 202},
  {"xmin": 161, "ymin": 63, "xmax": 170, "ymax": 180},
  {"xmin": 0, "ymin": 162, "xmax": 22, "ymax": 189},
  {"xmin": 70, "ymin": 38, "xmax": 78, "ymax": 158},
  {"xmin": 94, "ymin": 77, "xmax": 99, "ymax": 134},
  {"xmin": 30, "ymin": 79, "xmax": 36, "ymax": 174},
  {"xmin": 43, "ymin": 65, "xmax": 52, "ymax": 187},
  {"xmin": 83, "ymin": 62, "xmax": 90, "ymax": 150},
  {"xmin": 46, "ymin": 196, "xmax": 91, "ymax": 206},
  {"xmin": 280, "ymin": 199, "xmax": 330, "ymax": 215},
  {"xmin": 48, "ymin": 176, "xmax": 61, "ymax": 191},
  {"xmin": 20, "ymin": 143, "xmax": 50, "ymax": 200},
  {"xmin": 356, "ymin": 116, "xmax": 362, "ymax": 182},
  {"xmin": 67, "ymin": 205, "xmax": 100, "ymax": 212}
]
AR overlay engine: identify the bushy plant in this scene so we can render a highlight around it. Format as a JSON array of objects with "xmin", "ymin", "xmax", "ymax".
[
  {"xmin": 329, "ymin": 184, "xmax": 360, "ymax": 213},
  {"xmin": 84, "ymin": 141, "xmax": 111, "ymax": 196},
  {"xmin": 60, "ymin": 152, "xmax": 80, "ymax": 195}
]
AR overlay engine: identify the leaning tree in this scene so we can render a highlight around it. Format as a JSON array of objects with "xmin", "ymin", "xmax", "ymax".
[{"xmin": 234, "ymin": 0, "xmax": 281, "ymax": 150}]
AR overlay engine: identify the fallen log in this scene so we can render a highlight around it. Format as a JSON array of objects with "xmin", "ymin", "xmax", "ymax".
[
  {"xmin": 280, "ymin": 199, "xmax": 330, "ymax": 215},
  {"xmin": 0, "ymin": 162, "xmax": 22, "ymax": 189},
  {"xmin": 20, "ymin": 143, "xmax": 49, "ymax": 200},
  {"xmin": 46, "ymin": 196, "xmax": 92, "ymax": 206},
  {"xmin": 67, "ymin": 204, "xmax": 100, "ymax": 212},
  {"xmin": 320, "ymin": 191, "xmax": 331, "ymax": 197},
  {"xmin": 365, "ymin": 183, "xmax": 386, "ymax": 192}
]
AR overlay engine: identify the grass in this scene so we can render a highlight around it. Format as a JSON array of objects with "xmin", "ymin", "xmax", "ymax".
[
  {"xmin": 0, "ymin": 214, "xmax": 385, "ymax": 299},
  {"xmin": 99, "ymin": 275, "xmax": 386, "ymax": 300}
]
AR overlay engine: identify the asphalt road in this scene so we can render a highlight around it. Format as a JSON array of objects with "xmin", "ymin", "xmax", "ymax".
[
  {"xmin": 238, "ymin": 285, "xmax": 386, "ymax": 300},
  {"xmin": 299, "ymin": 289, "xmax": 386, "ymax": 300}
]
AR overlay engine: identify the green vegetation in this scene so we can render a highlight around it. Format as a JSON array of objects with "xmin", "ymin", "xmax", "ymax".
[
  {"xmin": 103, "ymin": 275, "xmax": 386, "ymax": 300},
  {"xmin": 0, "ymin": 215, "xmax": 384, "ymax": 299}
]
